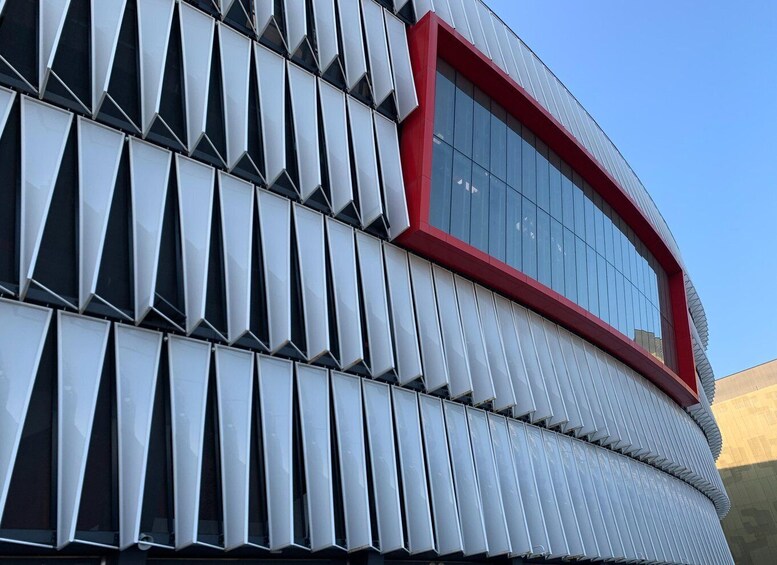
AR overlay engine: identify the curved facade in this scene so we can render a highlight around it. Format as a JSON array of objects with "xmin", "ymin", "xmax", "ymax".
[{"xmin": 0, "ymin": 0, "xmax": 730, "ymax": 564}]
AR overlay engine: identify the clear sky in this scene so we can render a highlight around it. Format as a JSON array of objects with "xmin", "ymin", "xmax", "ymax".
[{"xmin": 487, "ymin": 0, "xmax": 777, "ymax": 378}]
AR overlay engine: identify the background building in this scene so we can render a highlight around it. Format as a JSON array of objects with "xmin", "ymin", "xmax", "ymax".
[
  {"xmin": 0, "ymin": 0, "xmax": 730, "ymax": 563},
  {"xmin": 713, "ymin": 360, "xmax": 777, "ymax": 564}
]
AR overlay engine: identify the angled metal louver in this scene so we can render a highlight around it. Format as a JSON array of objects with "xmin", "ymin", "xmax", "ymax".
[
  {"xmin": 136, "ymin": 0, "xmax": 175, "ymax": 135},
  {"xmin": 287, "ymin": 63, "xmax": 324, "ymax": 206},
  {"xmin": 384, "ymin": 11, "xmax": 418, "ymax": 121},
  {"xmin": 383, "ymin": 244, "xmax": 422, "ymax": 386},
  {"xmin": 474, "ymin": 286, "xmax": 515, "ymax": 412},
  {"xmin": 336, "ymin": 0, "xmax": 368, "ymax": 91},
  {"xmin": 493, "ymin": 295, "xmax": 535, "ymax": 418},
  {"xmin": 432, "ymin": 265, "xmax": 473, "ymax": 399},
  {"xmin": 347, "ymin": 97, "xmax": 384, "ymax": 230},
  {"xmin": 179, "ymin": 2, "xmax": 215, "ymax": 154},
  {"xmin": 218, "ymin": 23, "xmax": 252, "ymax": 172},
  {"xmin": 311, "ymin": 0, "xmax": 339, "ymax": 74},
  {"xmin": 360, "ymin": 0, "xmax": 394, "ymax": 106},
  {"xmin": 91, "ymin": 0, "xmax": 127, "ymax": 115},
  {"xmin": 319, "ymin": 80, "xmax": 356, "ymax": 218},
  {"xmin": 39, "ymin": 0, "xmax": 71, "ymax": 94},
  {"xmin": 454, "ymin": 276, "xmax": 495, "ymax": 406},
  {"xmin": 373, "ymin": 112, "xmax": 410, "ymax": 239}
]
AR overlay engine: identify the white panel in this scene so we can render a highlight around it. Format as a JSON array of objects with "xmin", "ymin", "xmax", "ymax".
[
  {"xmin": 584, "ymin": 442, "xmax": 624, "ymax": 560},
  {"xmin": 493, "ymin": 296, "xmax": 534, "ymax": 417},
  {"xmin": 347, "ymin": 97, "xmax": 383, "ymax": 227},
  {"xmin": 137, "ymin": 0, "xmax": 175, "ymax": 132},
  {"xmin": 77, "ymin": 119, "xmax": 124, "ymax": 309},
  {"xmin": 325, "ymin": 218, "xmax": 363, "ymax": 369},
  {"xmin": 474, "ymin": 286, "xmax": 515, "ymax": 411},
  {"xmin": 91, "ymin": 0, "xmax": 127, "ymax": 113},
  {"xmin": 331, "ymin": 372, "xmax": 373, "ymax": 551},
  {"xmin": 219, "ymin": 172, "xmax": 254, "ymax": 343},
  {"xmin": 418, "ymin": 395, "xmax": 463, "ymax": 555},
  {"xmin": 361, "ymin": 0, "xmax": 393, "ymax": 104},
  {"xmin": 571, "ymin": 440, "xmax": 612, "ymax": 559},
  {"xmin": 527, "ymin": 311, "xmax": 567, "ymax": 428},
  {"xmin": 257, "ymin": 190, "xmax": 291, "ymax": 353},
  {"xmin": 373, "ymin": 113, "xmax": 410, "ymax": 239},
  {"xmin": 19, "ymin": 97, "xmax": 73, "ymax": 299},
  {"xmin": 176, "ymin": 155, "xmax": 215, "ymax": 335},
  {"xmin": 461, "ymin": 0, "xmax": 490, "ymax": 59},
  {"xmin": 257, "ymin": 355, "xmax": 295, "ymax": 550},
  {"xmin": 253, "ymin": 0, "xmax": 274, "ymax": 35},
  {"xmin": 411, "ymin": 0, "xmax": 432, "ymax": 18},
  {"xmin": 542, "ymin": 431, "xmax": 583, "ymax": 559},
  {"xmin": 115, "ymin": 325, "xmax": 163, "ymax": 549},
  {"xmin": 319, "ymin": 80, "xmax": 354, "ymax": 215},
  {"xmin": 506, "ymin": 420, "xmax": 550, "ymax": 557},
  {"xmin": 311, "ymin": 0, "xmax": 338, "ymax": 72},
  {"xmin": 56, "ymin": 313, "xmax": 110, "ymax": 548},
  {"xmin": 296, "ymin": 365, "xmax": 336, "ymax": 552},
  {"xmin": 510, "ymin": 304, "xmax": 551, "ymax": 422},
  {"xmin": 293, "ymin": 204, "xmax": 329, "ymax": 360},
  {"xmin": 487, "ymin": 414, "xmax": 531, "ymax": 557},
  {"xmin": 407, "ymin": 256, "xmax": 447, "ymax": 392},
  {"xmin": 168, "ymin": 335, "xmax": 211, "ymax": 549},
  {"xmin": 129, "ymin": 138, "xmax": 171, "ymax": 321},
  {"xmin": 454, "ymin": 276, "xmax": 495, "ymax": 405},
  {"xmin": 447, "ymin": 0, "xmax": 473, "ymax": 43},
  {"xmin": 597, "ymin": 450, "xmax": 636, "ymax": 560},
  {"xmin": 433, "ymin": 0, "xmax": 455, "ymax": 27},
  {"xmin": 254, "ymin": 44, "xmax": 287, "ymax": 186},
  {"xmin": 218, "ymin": 23, "xmax": 251, "ymax": 169},
  {"xmin": 443, "ymin": 401, "xmax": 487, "ymax": 556},
  {"xmin": 362, "ymin": 381, "xmax": 404, "ymax": 553},
  {"xmin": 392, "ymin": 388, "xmax": 435, "ymax": 553},
  {"xmin": 287, "ymin": 64, "xmax": 322, "ymax": 202},
  {"xmin": 432, "ymin": 266, "xmax": 472, "ymax": 398},
  {"xmin": 385, "ymin": 11, "xmax": 418, "ymax": 121},
  {"xmin": 355, "ymin": 232, "xmax": 394, "ymax": 376},
  {"xmin": 570, "ymin": 334, "xmax": 606, "ymax": 441},
  {"xmin": 542, "ymin": 320, "xmax": 581, "ymax": 432},
  {"xmin": 466, "ymin": 408, "xmax": 511, "ymax": 556},
  {"xmin": 557, "ymin": 437, "xmax": 597, "ymax": 559},
  {"xmin": 283, "ymin": 0, "xmax": 307, "ymax": 54},
  {"xmin": 0, "ymin": 300, "xmax": 52, "ymax": 521},
  {"xmin": 179, "ymin": 2, "xmax": 215, "ymax": 152},
  {"xmin": 215, "ymin": 346, "xmax": 254, "ymax": 550},
  {"xmin": 477, "ymin": 2, "xmax": 504, "ymax": 69},
  {"xmin": 336, "ymin": 0, "xmax": 368, "ymax": 90},
  {"xmin": 39, "ymin": 0, "xmax": 71, "ymax": 91},
  {"xmin": 383, "ymin": 245, "xmax": 422, "ymax": 385}
]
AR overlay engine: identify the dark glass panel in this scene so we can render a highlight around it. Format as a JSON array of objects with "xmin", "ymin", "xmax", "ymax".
[
  {"xmin": 489, "ymin": 102, "xmax": 507, "ymax": 181},
  {"xmin": 560, "ymin": 162, "xmax": 573, "ymax": 229},
  {"xmin": 549, "ymin": 151, "xmax": 563, "ymax": 221},
  {"xmin": 506, "ymin": 115, "xmax": 522, "ymax": 190},
  {"xmin": 550, "ymin": 219, "xmax": 564, "ymax": 295},
  {"xmin": 564, "ymin": 228, "xmax": 577, "ymax": 304},
  {"xmin": 575, "ymin": 237, "xmax": 588, "ymax": 310},
  {"xmin": 597, "ymin": 254, "xmax": 608, "ymax": 324},
  {"xmin": 489, "ymin": 177, "xmax": 507, "ymax": 262},
  {"xmin": 607, "ymin": 263, "xmax": 617, "ymax": 330},
  {"xmin": 506, "ymin": 187, "xmax": 522, "ymax": 271},
  {"xmin": 469, "ymin": 164, "xmax": 490, "ymax": 253},
  {"xmin": 453, "ymin": 74, "xmax": 474, "ymax": 156},
  {"xmin": 429, "ymin": 138, "xmax": 454, "ymax": 232},
  {"xmin": 535, "ymin": 139, "xmax": 550, "ymax": 213},
  {"xmin": 472, "ymin": 87, "xmax": 491, "ymax": 168},
  {"xmin": 573, "ymin": 175, "xmax": 586, "ymax": 238},
  {"xmin": 521, "ymin": 130, "xmax": 536, "ymax": 202},
  {"xmin": 521, "ymin": 198, "xmax": 537, "ymax": 279},
  {"xmin": 536, "ymin": 209, "xmax": 551, "ymax": 288},
  {"xmin": 450, "ymin": 150, "xmax": 472, "ymax": 242},
  {"xmin": 584, "ymin": 183, "xmax": 596, "ymax": 246},
  {"xmin": 434, "ymin": 60, "xmax": 456, "ymax": 143}
]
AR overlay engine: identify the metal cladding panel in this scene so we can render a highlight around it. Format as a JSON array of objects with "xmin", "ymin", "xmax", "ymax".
[
  {"xmin": 374, "ymin": 112, "xmax": 410, "ymax": 239},
  {"xmin": 557, "ymin": 437, "xmax": 598, "ymax": 559},
  {"xmin": 20, "ymin": 97, "xmax": 73, "ymax": 300},
  {"xmin": 493, "ymin": 295, "xmax": 534, "ymax": 417},
  {"xmin": 526, "ymin": 311, "xmax": 567, "ymax": 428},
  {"xmin": 432, "ymin": 266, "xmax": 473, "ymax": 398},
  {"xmin": 218, "ymin": 172, "xmax": 254, "ymax": 343},
  {"xmin": 311, "ymin": 0, "xmax": 338, "ymax": 72},
  {"xmin": 584, "ymin": 342, "xmax": 618, "ymax": 447},
  {"xmin": 596, "ymin": 450, "xmax": 636, "ymax": 561},
  {"xmin": 360, "ymin": 0, "xmax": 394, "ymax": 105},
  {"xmin": 466, "ymin": 408, "xmax": 511, "ymax": 556},
  {"xmin": 454, "ymin": 276, "xmax": 495, "ymax": 406},
  {"xmin": 391, "ymin": 387, "xmax": 434, "ymax": 554},
  {"xmin": 511, "ymin": 305, "xmax": 552, "ymax": 423},
  {"xmin": 542, "ymin": 320, "xmax": 582, "ymax": 434},
  {"xmin": 447, "ymin": 0, "xmax": 473, "ymax": 43},
  {"xmin": 325, "ymin": 218, "xmax": 364, "ymax": 369},
  {"xmin": 571, "ymin": 440, "xmax": 612, "ymax": 559},
  {"xmin": 179, "ymin": 2, "xmax": 214, "ymax": 152},
  {"xmin": 287, "ymin": 64, "xmax": 322, "ymax": 203},
  {"xmin": 443, "ymin": 401, "xmax": 487, "ymax": 556},
  {"xmin": 296, "ymin": 364, "xmax": 336, "ymax": 552},
  {"xmin": 214, "ymin": 347, "xmax": 254, "ymax": 551},
  {"xmin": 282, "ymin": 0, "xmax": 307, "ymax": 55},
  {"xmin": 556, "ymin": 328, "xmax": 595, "ymax": 437},
  {"xmin": 136, "ymin": 0, "xmax": 174, "ymax": 133},
  {"xmin": 254, "ymin": 43, "xmax": 287, "ymax": 187},
  {"xmin": 383, "ymin": 244, "xmax": 422, "ymax": 385},
  {"xmin": 570, "ymin": 334, "xmax": 607, "ymax": 441},
  {"xmin": 56, "ymin": 312, "xmax": 111, "ymax": 548},
  {"xmin": 384, "ymin": 11, "xmax": 418, "ymax": 121},
  {"xmin": 257, "ymin": 189, "xmax": 292, "ymax": 354},
  {"xmin": 129, "ymin": 138, "xmax": 171, "ymax": 322},
  {"xmin": 432, "ymin": 0, "xmax": 455, "ymax": 28},
  {"xmin": 475, "ymin": 286, "xmax": 515, "ymax": 411},
  {"xmin": 336, "ymin": 0, "xmax": 368, "ymax": 90},
  {"xmin": 418, "ymin": 395, "xmax": 463, "ymax": 556},
  {"xmin": 176, "ymin": 155, "xmax": 216, "ymax": 336},
  {"xmin": 583, "ymin": 441, "xmax": 624, "ymax": 560},
  {"xmin": 168, "ymin": 335, "xmax": 211, "ymax": 550},
  {"xmin": 613, "ymin": 454, "xmax": 648, "ymax": 561},
  {"xmin": 115, "ymin": 325, "xmax": 163, "ymax": 549},
  {"xmin": 256, "ymin": 355, "xmax": 295, "ymax": 550},
  {"xmin": 355, "ymin": 232, "xmax": 394, "ymax": 377},
  {"xmin": 218, "ymin": 23, "xmax": 251, "ymax": 170},
  {"xmin": 541, "ymin": 430, "xmax": 584, "ymax": 559},
  {"xmin": 91, "ymin": 0, "xmax": 126, "ymax": 113},
  {"xmin": 461, "ymin": 0, "xmax": 490, "ymax": 59},
  {"xmin": 347, "ymin": 97, "xmax": 383, "ymax": 227},
  {"xmin": 486, "ymin": 414, "xmax": 531, "ymax": 557},
  {"xmin": 39, "ymin": 0, "xmax": 70, "ymax": 92},
  {"xmin": 331, "ymin": 371, "xmax": 373, "ymax": 551},
  {"xmin": 477, "ymin": 2, "xmax": 505, "ymax": 71},
  {"xmin": 293, "ymin": 204, "xmax": 330, "ymax": 361},
  {"xmin": 407, "ymin": 256, "xmax": 447, "ymax": 393},
  {"xmin": 362, "ymin": 381, "xmax": 405, "ymax": 553},
  {"xmin": 253, "ymin": 0, "xmax": 274, "ymax": 35},
  {"xmin": 77, "ymin": 118, "xmax": 124, "ymax": 310},
  {"xmin": 319, "ymin": 80, "xmax": 354, "ymax": 216}
]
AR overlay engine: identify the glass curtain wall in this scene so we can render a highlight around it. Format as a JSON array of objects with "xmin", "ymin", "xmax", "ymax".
[{"xmin": 429, "ymin": 60, "xmax": 676, "ymax": 370}]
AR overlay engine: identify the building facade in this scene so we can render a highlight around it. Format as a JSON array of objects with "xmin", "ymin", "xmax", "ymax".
[
  {"xmin": 713, "ymin": 360, "xmax": 777, "ymax": 564},
  {"xmin": 0, "ymin": 0, "xmax": 730, "ymax": 563}
]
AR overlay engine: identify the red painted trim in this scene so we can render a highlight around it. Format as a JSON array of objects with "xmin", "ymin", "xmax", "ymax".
[{"xmin": 398, "ymin": 13, "xmax": 698, "ymax": 406}]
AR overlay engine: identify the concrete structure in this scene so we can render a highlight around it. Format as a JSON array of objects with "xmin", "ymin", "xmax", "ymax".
[
  {"xmin": 0, "ymin": 0, "xmax": 730, "ymax": 563},
  {"xmin": 714, "ymin": 359, "xmax": 777, "ymax": 564}
]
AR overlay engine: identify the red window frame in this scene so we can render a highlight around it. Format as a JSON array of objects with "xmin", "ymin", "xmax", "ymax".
[{"xmin": 397, "ymin": 13, "xmax": 698, "ymax": 407}]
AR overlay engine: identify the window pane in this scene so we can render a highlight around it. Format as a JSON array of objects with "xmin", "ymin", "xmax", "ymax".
[
  {"xmin": 575, "ymin": 237, "xmax": 588, "ymax": 310},
  {"xmin": 522, "ymin": 198, "xmax": 537, "ymax": 279},
  {"xmin": 506, "ymin": 116, "xmax": 522, "ymax": 190},
  {"xmin": 521, "ymin": 131, "xmax": 536, "ymax": 202},
  {"xmin": 506, "ymin": 187, "xmax": 522, "ymax": 270},
  {"xmin": 450, "ymin": 150, "xmax": 472, "ymax": 242},
  {"xmin": 584, "ymin": 183, "xmax": 596, "ymax": 246},
  {"xmin": 572, "ymin": 174, "xmax": 585, "ymax": 237},
  {"xmin": 549, "ymin": 151, "xmax": 563, "ymax": 221},
  {"xmin": 429, "ymin": 138, "xmax": 454, "ymax": 232},
  {"xmin": 453, "ymin": 74, "xmax": 474, "ymax": 156},
  {"xmin": 472, "ymin": 87, "xmax": 491, "ymax": 168},
  {"xmin": 560, "ymin": 164, "xmax": 574, "ymax": 229},
  {"xmin": 490, "ymin": 102, "xmax": 507, "ymax": 181},
  {"xmin": 537, "ymin": 209, "xmax": 551, "ymax": 287},
  {"xmin": 470, "ymin": 164, "xmax": 490, "ymax": 252},
  {"xmin": 434, "ymin": 60, "xmax": 456, "ymax": 143},
  {"xmin": 563, "ymin": 228, "xmax": 576, "ymax": 303},
  {"xmin": 597, "ymin": 254, "xmax": 608, "ymax": 325},
  {"xmin": 550, "ymin": 218, "xmax": 564, "ymax": 294},
  {"xmin": 535, "ymin": 139, "xmax": 550, "ymax": 213},
  {"xmin": 607, "ymin": 263, "xmax": 617, "ymax": 329},
  {"xmin": 587, "ymin": 245, "xmax": 599, "ymax": 317},
  {"xmin": 489, "ymin": 177, "xmax": 507, "ymax": 262}
]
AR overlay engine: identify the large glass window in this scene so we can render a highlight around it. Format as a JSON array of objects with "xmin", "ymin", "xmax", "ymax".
[{"xmin": 429, "ymin": 60, "xmax": 676, "ymax": 370}]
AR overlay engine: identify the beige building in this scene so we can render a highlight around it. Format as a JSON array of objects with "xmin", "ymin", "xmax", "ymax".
[{"xmin": 713, "ymin": 359, "xmax": 777, "ymax": 564}]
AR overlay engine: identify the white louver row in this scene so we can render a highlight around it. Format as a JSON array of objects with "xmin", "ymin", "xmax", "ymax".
[{"xmin": 0, "ymin": 299, "xmax": 731, "ymax": 563}]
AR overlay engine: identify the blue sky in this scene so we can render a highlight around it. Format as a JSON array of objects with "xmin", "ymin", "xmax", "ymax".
[{"xmin": 487, "ymin": 0, "xmax": 777, "ymax": 378}]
